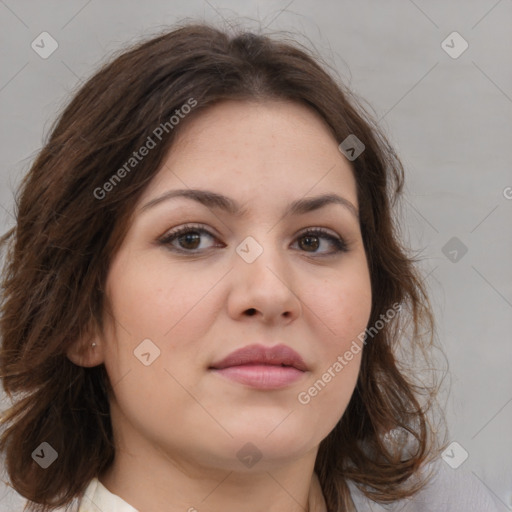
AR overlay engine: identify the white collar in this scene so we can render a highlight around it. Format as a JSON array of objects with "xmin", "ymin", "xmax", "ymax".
[{"xmin": 78, "ymin": 478, "xmax": 138, "ymax": 512}]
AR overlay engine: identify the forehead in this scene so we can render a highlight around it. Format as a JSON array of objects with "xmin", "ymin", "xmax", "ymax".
[{"xmin": 139, "ymin": 99, "xmax": 358, "ymax": 210}]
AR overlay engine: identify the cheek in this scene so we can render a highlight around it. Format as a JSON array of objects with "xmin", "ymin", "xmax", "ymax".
[
  {"xmin": 295, "ymin": 262, "xmax": 371, "ymax": 423},
  {"xmin": 100, "ymin": 255, "xmax": 213, "ymax": 434},
  {"xmin": 305, "ymin": 263, "xmax": 372, "ymax": 349},
  {"xmin": 105, "ymin": 251, "xmax": 223, "ymax": 339},
  {"xmin": 102, "ymin": 252, "xmax": 229, "ymax": 397}
]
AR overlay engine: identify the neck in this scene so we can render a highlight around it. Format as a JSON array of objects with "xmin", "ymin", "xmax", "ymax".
[{"xmin": 100, "ymin": 438, "xmax": 324, "ymax": 512}]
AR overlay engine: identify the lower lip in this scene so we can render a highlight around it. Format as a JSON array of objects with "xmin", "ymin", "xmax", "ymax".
[{"xmin": 210, "ymin": 364, "xmax": 305, "ymax": 389}]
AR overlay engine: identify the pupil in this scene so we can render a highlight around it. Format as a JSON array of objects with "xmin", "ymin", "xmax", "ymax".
[
  {"xmin": 300, "ymin": 235, "xmax": 319, "ymax": 251},
  {"xmin": 180, "ymin": 232, "xmax": 200, "ymax": 249}
]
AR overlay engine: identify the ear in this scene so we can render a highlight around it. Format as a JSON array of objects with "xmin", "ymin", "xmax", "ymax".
[{"xmin": 66, "ymin": 328, "xmax": 105, "ymax": 368}]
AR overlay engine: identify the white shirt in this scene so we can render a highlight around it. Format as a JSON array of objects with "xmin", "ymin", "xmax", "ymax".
[{"xmin": 77, "ymin": 477, "xmax": 139, "ymax": 511}]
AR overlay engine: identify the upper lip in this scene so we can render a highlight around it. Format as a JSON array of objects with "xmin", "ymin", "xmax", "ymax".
[{"xmin": 209, "ymin": 344, "xmax": 308, "ymax": 371}]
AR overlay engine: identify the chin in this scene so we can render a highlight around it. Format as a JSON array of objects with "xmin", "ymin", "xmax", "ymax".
[{"xmin": 210, "ymin": 430, "xmax": 315, "ymax": 469}]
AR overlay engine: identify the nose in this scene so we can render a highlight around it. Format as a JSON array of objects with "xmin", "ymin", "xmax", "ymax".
[{"xmin": 226, "ymin": 237, "xmax": 302, "ymax": 324}]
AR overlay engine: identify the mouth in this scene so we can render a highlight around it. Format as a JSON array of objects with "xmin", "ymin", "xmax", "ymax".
[{"xmin": 209, "ymin": 344, "xmax": 308, "ymax": 389}]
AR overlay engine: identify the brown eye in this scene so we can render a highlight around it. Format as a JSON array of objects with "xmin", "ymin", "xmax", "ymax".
[
  {"xmin": 293, "ymin": 229, "xmax": 348, "ymax": 256},
  {"xmin": 176, "ymin": 231, "xmax": 201, "ymax": 250},
  {"xmin": 159, "ymin": 224, "xmax": 220, "ymax": 253},
  {"xmin": 298, "ymin": 234, "xmax": 320, "ymax": 252}
]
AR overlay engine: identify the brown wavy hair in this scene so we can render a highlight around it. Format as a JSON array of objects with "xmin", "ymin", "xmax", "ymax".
[{"xmin": 0, "ymin": 21, "xmax": 447, "ymax": 511}]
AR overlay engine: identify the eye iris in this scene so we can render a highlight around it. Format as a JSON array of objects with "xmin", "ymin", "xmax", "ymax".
[
  {"xmin": 179, "ymin": 232, "xmax": 201, "ymax": 250},
  {"xmin": 299, "ymin": 235, "xmax": 319, "ymax": 252}
]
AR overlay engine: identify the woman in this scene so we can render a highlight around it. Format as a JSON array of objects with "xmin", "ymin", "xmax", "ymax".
[{"xmin": 0, "ymin": 21, "xmax": 500, "ymax": 512}]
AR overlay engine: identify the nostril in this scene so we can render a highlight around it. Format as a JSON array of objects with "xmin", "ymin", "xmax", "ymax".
[{"xmin": 246, "ymin": 308, "xmax": 256, "ymax": 316}]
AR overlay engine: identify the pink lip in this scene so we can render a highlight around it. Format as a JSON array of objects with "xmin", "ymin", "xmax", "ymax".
[{"xmin": 209, "ymin": 344, "xmax": 308, "ymax": 390}]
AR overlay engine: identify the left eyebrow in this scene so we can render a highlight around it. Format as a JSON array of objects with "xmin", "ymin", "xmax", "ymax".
[{"xmin": 140, "ymin": 188, "xmax": 359, "ymax": 220}]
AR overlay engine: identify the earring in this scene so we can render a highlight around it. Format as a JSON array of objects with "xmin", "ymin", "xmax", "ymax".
[{"xmin": 91, "ymin": 342, "xmax": 97, "ymax": 348}]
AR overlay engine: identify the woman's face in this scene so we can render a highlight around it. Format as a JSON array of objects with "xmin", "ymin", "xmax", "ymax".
[{"xmin": 99, "ymin": 100, "xmax": 372, "ymax": 473}]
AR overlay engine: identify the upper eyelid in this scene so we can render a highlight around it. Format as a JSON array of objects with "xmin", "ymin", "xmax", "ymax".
[{"xmin": 161, "ymin": 223, "xmax": 342, "ymax": 240}]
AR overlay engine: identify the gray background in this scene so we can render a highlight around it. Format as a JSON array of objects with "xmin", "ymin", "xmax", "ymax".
[{"xmin": 1, "ymin": 0, "xmax": 511, "ymax": 510}]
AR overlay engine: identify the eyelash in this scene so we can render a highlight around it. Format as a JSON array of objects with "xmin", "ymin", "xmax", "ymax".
[{"xmin": 158, "ymin": 223, "xmax": 349, "ymax": 256}]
